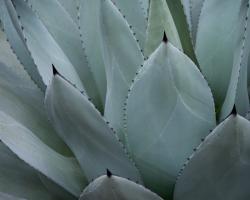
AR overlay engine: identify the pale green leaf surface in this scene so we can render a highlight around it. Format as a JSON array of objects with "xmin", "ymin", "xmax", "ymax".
[
  {"xmin": 0, "ymin": 30, "xmax": 71, "ymax": 155},
  {"xmin": 139, "ymin": 0, "xmax": 149, "ymax": 18},
  {"xmin": 0, "ymin": 0, "xmax": 45, "ymax": 91},
  {"xmin": 0, "ymin": 142, "xmax": 55, "ymax": 200},
  {"xmin": 45, "ymin": 75, "xmax": 142, "ymax": 184},
  {"xmin": 111, "ymin": 0, "xmax": 147, "ymax": 50},
  {"xmin": 126, "ymin": 42, "xmax": 216, "ymax": 198},
  {"xmin": 79, "ymin": 0, "xmax": 107, "ymax": 109},
  {"xmin": 174, "ymin": 115, "xmax": 250, "ymax": 200},
  {"xmin": 100, "ymin": 0, "xmax": 144, "ymax": 143},
  {"xmin": 0, "ymin": 111, "xmax": 87, "ymax": 197},
  {"xmin": 165, "ymin": 0, "xmax": 197, "ymax": 64},
  {"xmin": 13, "ymin": 0, "xmax": 84, "ymax": 91},
  {"xmin": 181, "ymin": 0, "xmax": 191, "ymax": 31},
  {"xmin": 144, "ymin": 0, "xmax": 182, "ymax": 57},
  {"xmin": 196, "ymin": 0, "xmax": 241, "ymax": 110},
  {"xmin": 24, "ymin": 0, "xmax": 102, "ymax": 108},
  {"xmin": 57, "ymin": 0, "xmax": 79, "ymax": 23},
  {"xmin": 80, "ymin": 175, "xmax": 163, "ymax": 200},
  {"xmin": 220, "ymin": 0, "xmax": 250, "ymax": 120},
  {"xmin": 189, "ymin": 0, "xmax": 204, "ymax": 45}
]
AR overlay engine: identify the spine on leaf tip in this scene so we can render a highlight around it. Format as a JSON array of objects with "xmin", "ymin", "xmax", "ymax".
[
  {"xmin": 162, "ymin": 31, "xmax": 168, "ymax": 43},
  {"xmin": 106, "ymin": 169, "xmax": 112, "ymax": 178},
  {"xmin": 230, "ymin": 105, "xmax": 237, "ymax": 116},
  {"xmin": 52, "ymin": 64, "xmax": 59, "ymax": 75}
]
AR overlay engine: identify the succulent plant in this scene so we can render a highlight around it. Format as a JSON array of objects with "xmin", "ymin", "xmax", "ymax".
[{"xmin": 0, "ymin": 0, "xmax": 250, "ymax": 199}]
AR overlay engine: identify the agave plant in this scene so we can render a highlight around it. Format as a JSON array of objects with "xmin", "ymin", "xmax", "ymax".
[{"xmin": 0, "ymin": 0, "xmax": 250, "ymax": 199}]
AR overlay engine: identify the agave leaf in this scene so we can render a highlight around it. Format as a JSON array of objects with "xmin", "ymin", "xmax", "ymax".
[
  {"xmin": 181, "ymin": 0, "xmax": 191, "ymax": 31},
  {"xmin": 80, "ymin": 173, "xmax": 163, "ymax": 200},
  {"xmin": 111, "ymin": 0, "xmax": 147, "ymax": 50},
  {"xmin": 45, "ymin": 74, "xmax": 142, "ymax": 184},
  {"xmin": 0, "ymin": 111, "xmax": 87, "ymax": 197},
  {"xmin": 139, "ymin": 0, "xmax": 149, "ymax": 18},
  {"xmin": 189, "ymin": 0, "xmax": 205, "ymax": 45},
  {"xmin": 0, "ymin": 0, "xmax": 45, "ymax": 91},
  {"xmin": 144, "ymin": 0, "xmax": 182, "ymax": 57},
  {"xmin": 220, "ymin": 0, "xmax": 250, "ymax": 120},
  {"xmin": 0, "ymin": 30, "xmax": 71, "ymax": 155},
  {"xmin": 126, "ymin": 41, "xmax": 216, "ymax": 198},
  {"xmin": 12, "ymin": 0, "xmax": 85, "ymax": 91},
  {"xmin": 100, "ymin": 0, "xmax": 144, "ymax": 143},
  {"xmin": 78, "ymin": 0, "xmax": 107, "ymax": 109},
  {"xmin": 15, "ymin": 0, "xmax": 103, "ymax": 109},
  {"xmin": 165, "ymin": 0, "xmax": 198, "ymax": 64},
  {"xmin": 57, "ymin": 0, "xmax": 79, "ymax": 23},
  {"xmin": 174, "ymin": 115, "xmax": 250, "ymax": 200},
  {"xmin": 0, "ymin": 142, "xmax": 56, "ymax": 200},
  {"xmin": 195, "ymin": 0, "xmax": 242, "ymax": 111}
]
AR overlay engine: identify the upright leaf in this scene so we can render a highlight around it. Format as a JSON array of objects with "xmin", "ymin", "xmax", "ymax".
[
  {"xmin": 45, "ymin": 74, "xmax": 142, "ymax": 184},
  {"xmin": 220, "ymin": 0, "xmax": 250, "ymax": 119},
  {"xmin": 196, "ymin": 0, "xmax": 242, "ymax": 111},
  {"xmin": 165, "ymin": 0, "xmax": 198, "ymax": 64},
  {"xmin": 0, "ymin": 0, "xmax": 45, "ymax": 90},
  {"xmin": 0, "ymin": 111, "xmax": 87, "ymax": 197},
  {"xmin": 144, "ymin": 0, "xmax": 182, "ymax": 57},
  {"xmin": 111, "ymin": 0, "xmax": 147, "ymax": 49},
  {"xmin": 80, "ymin": 174, "xmax": 163, "ymax": 200},
  {"xmin": 100, "ymin": 0, "xmax": 144, "ymax": 143},
  {"xmin": 174, "ymin": 115, "xmax": 250, "ymax": 200},
  {"xmin": 0, "ymin": 30, "xmax": 71, "ymax": 155},
  {"xmin": 126, "ymin": 40, "xmax": 216, "ymax": 198}
]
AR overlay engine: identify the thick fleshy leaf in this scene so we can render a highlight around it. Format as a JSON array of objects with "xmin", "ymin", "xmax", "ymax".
[
  {"xmin": 111, "ymin": 0, "xmax": 147, "ymax": 50},
  {"xmin": 14, "ymin": 0, "xmax": 102, "ymax": 109},
  {"xmin": 181, "ymin": 0, "xmax": 191, "ymax": 31},
  {"xmin": 100, "ymin": 0, "xmax": 144, "ymax": 143},
  {"xmin": 78, "ymin": 0, "xmax": 107, "ymax": 109},
  {"xmin": 12, "ymin": 0, "xmax": 84, "ymax": 90},
  {"xmin": 80, "ymin": 174, "xmax": 163, "ymax": 200},
  {"xmin": 189, "ymin": 0, "xmax": 205, "ymax": 45},
  {"xmin": 165, "ymin": 0, "xmax": 198, "ymax": 64},
  {"xmin": 144, "ymin": 0, "xmax": 182, "ymax": 57},
  {"xmin": 0, "ymin": 142, "xmax": 55, "ymax": 200},
  {"xmin": 220, "ymin": 1, "xmax": 250, "ymax": 120},
  {"xmin": 0, "ymin": 30, "xmax": 71, "ymax": 155},
  {"xmin": 0, "ymin": 111, "xmax": 87, "ymax": 197},
  {"xmin": 195, "ymin": 0, "xmax": 242, "ymax": 110},
  {"xmin": 174, "ymin": 115, "xmax": 250, "ymax": 200},
  {"xmin": 126, "ymin": 41, "xmax": 216, "ymax": 198},
  {"xmin": 0, "ymin": 0, "xmax": 45, "ymax": 91},
  {"xmin": 57, "ymin": 0, "xmax": 79, "ymax": 23},
  {"xmin": 45, "ymin": 75, "xmax": 142, "ymax": 184},
  {"xmin": 139, "ymin": 0, "xmax": 149, "ymax": 18}
]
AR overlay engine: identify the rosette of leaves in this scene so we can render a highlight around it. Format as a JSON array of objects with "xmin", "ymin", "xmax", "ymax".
[{"xmin": 0, "ymin": 0, "xmax": 250, "ymax": 199}]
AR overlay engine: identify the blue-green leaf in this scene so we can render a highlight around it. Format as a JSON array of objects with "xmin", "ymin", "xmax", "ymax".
[
  {"xmin": 126, "ymin": 41, "xmax": 216, "ymax": 198},
  {"xmin": 174, "ymin": 115, "xmax": 250, "ymax": 200},
  {"xmin": 80, "ymin": 174, "xmax": 163, "ymax": 200},
  {"xmin": 100, "ymin": 0, "xmax": 144, "ymax": 143},
  {"xmin": 45, "ymin": 75, "xmax": 142, "ymax": 184}
]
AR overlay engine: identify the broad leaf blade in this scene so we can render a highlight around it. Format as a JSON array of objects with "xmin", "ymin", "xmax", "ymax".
[
  {"xmin": 195, "ymin": 0, "xmax": 241, "ymax": 111},
  {"xmin": 45, "ymin": 75, "xmax": 142, "ymax": 184},
  {"xmin": 80, "ymin": 174, "xmax": 163, "ymax": 200},
  {"xmin": 100, "ymin": 0, "xmax": 144, "ymax": 143},
  {"xmin": 0, "ymin": 30, "xmax": 71, "ymax": 155},
  {"xmin": 174, "ymin": 115, "xmax": 250, "ymax": 200},
  {"xmin": 126, "ymin": 41, "xmax": 216, "ymax": 198},
  {"xmin": 0, "ymin": 111, "xmax": 87, "ymax": 197}
]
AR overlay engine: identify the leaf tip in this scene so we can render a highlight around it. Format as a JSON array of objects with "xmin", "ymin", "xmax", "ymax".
[
  {"xmin": 106, "ymin": 169, "xmax": 112, "ymax": 178},
  {"xmin": 52, "ymin": 64, "xmax": 59, "ymax": 75},
  {"xmin": 230, "ymin": 105, "xmax": 237, "ymax": 116},
  {"xmin": 162, "ymin": 31, "xmax": 168, "ymax": 43}
]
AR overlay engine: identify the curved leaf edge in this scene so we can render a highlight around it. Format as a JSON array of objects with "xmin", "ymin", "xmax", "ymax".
[{"xmin": 47, "ymin": 73, "xmax": 142, "ymax": 183}]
